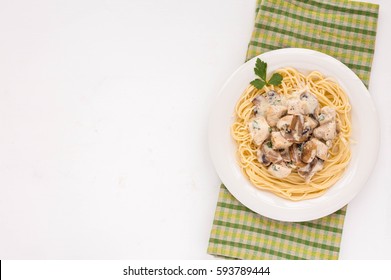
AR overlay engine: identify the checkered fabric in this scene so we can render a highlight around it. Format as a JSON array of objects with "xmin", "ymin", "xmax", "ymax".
[{"xmin": 208, "ymin": 0, "xmax": 379, "ymax": 260}]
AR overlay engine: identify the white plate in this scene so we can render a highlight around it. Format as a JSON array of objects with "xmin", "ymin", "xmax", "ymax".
[{"xmin": 208, "ymin": 48, "xmax": 379, "ymax": 222}]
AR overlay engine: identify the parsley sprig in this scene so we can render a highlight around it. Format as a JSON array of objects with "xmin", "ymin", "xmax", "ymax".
[{"xmin": 250, "ymin": 58, "xmax": 283, "ymax": 89}]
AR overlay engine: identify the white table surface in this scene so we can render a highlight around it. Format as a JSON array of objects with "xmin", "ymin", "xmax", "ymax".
[{"xmin": 0, "ymin": 0, "xmax": 390, "ymax": 259}]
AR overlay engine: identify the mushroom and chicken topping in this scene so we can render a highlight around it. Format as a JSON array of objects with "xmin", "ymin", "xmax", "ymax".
[{"xmin": 249, "ymin": 90, "xmax": 337, "ymax": 182}]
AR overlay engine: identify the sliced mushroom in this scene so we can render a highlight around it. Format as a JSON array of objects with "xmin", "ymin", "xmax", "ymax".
[
  {"xmin": 317, "ymin": 106, "xmax": 336, "ymax": 125},
  {"xmin": 304, "ymin": 115, "xmax": 318, "ymax": 130},
  {"xmin": 279, "ymin": 148, "xmax": 291, "ymax": 162},
  {"xmin": 301, "ymin": 126, "xmax": 311, "ymax": 139},
  {"xmin": 313, "ymin": 121, "xmax": 337, "ymax": 141},
  {"xmin": 301, "ymin": 117, "xmax": 317, "ymax": 142},
  {"xmin": 268, "ymin": 163, "xmax": 292, "ymax": 179},
  {"xmin": 248, "ymin": 116, "xmax": 270, "ymax": 145},
  {"xmin": 271, "ymin": 131, "xmax": 293, "ymax": 150},
  {"xmin": 289, "ymin": 114, "xmax": 299, "ymax": 131},
  {"xmin": 276, "ymin": 115, "xmax": 294, "ymax": 130},
  {"xmin": 266, "ymin": 105, "xmax": 287, "ymax": 127},
  {"xmin": 277, "ymin": 115, "xmax": 309, "ymax": 143},
  {"xmin": 312, "ymin": 106, "xmax": 321, "ymax": 119},
  {"xmin": 298, "ymin": 158, "xmax": 324, "ymax": 182},
  {"xmin": 256, "ymin": 148, "xmax": 271, "ymax": 166},
  {"xmin": 289, "ymin": 144, "xmax": 307, "ymax": 168},
  {"xmin": 293, "ymin": 115, "xmax": 308, "ymax": 142},
  {"xmin": 258, "ymin": 141, "xmax": 282, "ymax": 164},
  {"xmin": 301, "ymin": 140, "xmax": 317, "ymax": 163},
  {"xmin": 306, "ymin": 158, "xmax": 325, "ymax": 180},
  {"xmin": 300, "ymin": 91, "xmax": 319, "ymax": 115},
  {"xmin": 291, "ymin": 115, "xmax": 311, "ymax": 143},
  {"xmin": 310, "ymin": 138, "xmax": 328, "ymax": 160}
]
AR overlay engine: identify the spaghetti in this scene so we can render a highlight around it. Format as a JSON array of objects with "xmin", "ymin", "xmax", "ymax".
[{"xmin": 231, "ymin": 68, "xmax": 351, "ymax": 201}]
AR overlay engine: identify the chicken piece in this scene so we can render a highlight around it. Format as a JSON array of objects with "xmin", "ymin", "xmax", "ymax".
[
  {"xmin": 298, "ymin": 158, "xmax": 324, "ymax": 182},
  {"xmin": 313, "ymin": 121, "xmax": 337, "ymax": 141},
  {"xmin": 248, "ymin": 116, "xmax": 270, "ymax": 145},
  {"xmin": 265, "ymin": 90, "xmax": 283, "ymax": 105},
  {"xmin": 268, "ymin": 163, "xmax": 292, "ymax": 179},
  {"xmin": 257, "ymin": 141, "xmax": 282, "ymax": 165},
  {"xmin": 266, "ymin": 105, "xmax": 287, "ymax": 127},
  {"xmin": 253, "ymin": 90, "xmax": 284, "ymax": 117},
  {"xmin": 286, "ymin": 91, "xmax": 319, "ymax": 115},
  {"xmin": 271, "ymin": 131, "xmax": 293, "ymax": 150},
  {"xmin": 286, "ymin": 98, "xmax": 304, "ymax": 115},
  {"xmin": 301, "ymin": 140, "xmax": 317, "ymax": 163},
  {"xmin": 310, "ymin": 138, "xmax": 328, "ymax": 160},
  {"xmin": 252, "ymin": 95, "xmax": 264, "ymax": 106},
  {"xmin": 252, "ymin": 95, "xmax": 269, "ymax": 117},
  {"xmin": 317, "ymin": 106, "xmax": 336, "ymax": 125},
  {"xmin": 300, "ymin": 91, "xmax": 319, "ymax": 115}
]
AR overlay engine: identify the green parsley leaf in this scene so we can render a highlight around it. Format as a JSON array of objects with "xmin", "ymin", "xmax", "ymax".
[
  {"xmin": 250, "ymin": 58, "xmax": 283, "ymax": 89},
  {"xmin": 267, "ymin": 73, "xmax": 283, "ymax": 86},
  {"xmin": 255, "ymin": 58, "xmax": 267, "ymax": 80},
  {"xmin": 250, "ymin": 79, "xmax": 266, "ymax": 89}
]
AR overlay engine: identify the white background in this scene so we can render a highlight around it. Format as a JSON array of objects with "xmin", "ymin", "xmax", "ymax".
[
  {"xmin": 1, "ymin": 260, "xmax": 390, "ymax": 279},
  {"xmin": 0, "ymin": 0, "xmax": 390, "ymax": 259}
]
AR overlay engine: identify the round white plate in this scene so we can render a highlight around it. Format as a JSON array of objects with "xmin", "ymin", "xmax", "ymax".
[{"xmin": 208, "ymin": 48, "xmax": 379, "ymax": 222}]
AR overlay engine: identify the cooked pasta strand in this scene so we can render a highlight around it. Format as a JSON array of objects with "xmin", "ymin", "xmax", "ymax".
[{"xmin": 232, "ymin": 68, "xmax": 351, "ymax": 201}]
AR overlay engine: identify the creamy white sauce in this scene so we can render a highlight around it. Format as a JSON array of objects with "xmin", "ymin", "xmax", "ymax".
[{"xmin": 249, "ymin": 89, "xmax": 338, "ymax": 181}]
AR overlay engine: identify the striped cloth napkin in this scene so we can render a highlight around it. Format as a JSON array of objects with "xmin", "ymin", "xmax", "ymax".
[{"xmin": 208, "ymin": 0, "xmax": 379, "ymax": 260}]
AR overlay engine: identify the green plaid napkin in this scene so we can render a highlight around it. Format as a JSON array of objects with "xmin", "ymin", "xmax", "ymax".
[{"xmin": 208, "ymin": 0, "xmax": 379, "ymax": 260}]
